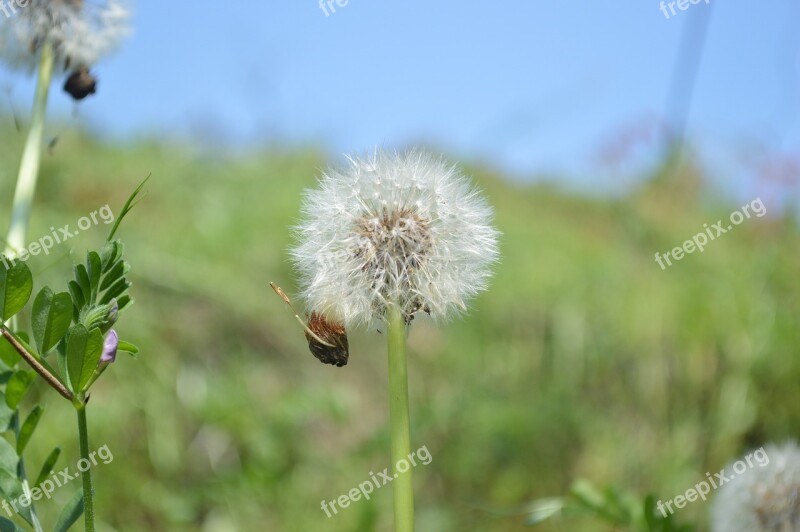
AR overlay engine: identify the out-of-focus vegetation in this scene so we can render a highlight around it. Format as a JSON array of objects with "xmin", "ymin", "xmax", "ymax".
[{"xmin": 0, "ymin": 122, "xmax": 798, "ymax": 531}]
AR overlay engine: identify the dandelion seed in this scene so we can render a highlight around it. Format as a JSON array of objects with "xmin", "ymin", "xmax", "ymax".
[
  {"xmin": 291, "ymin": 149, "xmax": 499, "ymax": 328},
  {"xmin": 0, "ymin": 0, "xmax": 131, "ymax": 73},
  {"xmin": 711, "ymin": 442, "xmax": 800, "ymax": 532}
]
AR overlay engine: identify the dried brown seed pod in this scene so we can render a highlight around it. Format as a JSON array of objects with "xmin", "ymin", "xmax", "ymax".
[
  {"xmin": 270, "ymin": 283, "xmax": 350, "ymax": 367},
  {"xmin": 63, "ymin": 68, "xmax": 97, "ymax": 101}
]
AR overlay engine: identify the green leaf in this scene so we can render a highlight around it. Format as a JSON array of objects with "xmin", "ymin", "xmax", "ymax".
[
  {"xmin": 0, "ymin": 469, "xmax": 29, "ymax": 525},
  {"xmin": 0, "ymin": 332, "xmax": 34, "ymax": 368},
  {"xmin": 56, "ymin": 340, "xmax": 70, "ymax": 390},
  {"xmin": 87, "ymin": 252, "xmax": 102, "ymax": 303},
  {"xmin": 0, "ymin": 394, "xmax": 14, "ymax": 432},
  {"xmin": 116, "ymin": 295, "xmax": 132, "ymax": 312},
  {"xmin": 53, "ymin": 490, "xmax": 84, "ymax": 532},
  {"xmin": 0, "ymin": 337, "xmax": 20, "ymax": 368},
  {"xmin": 68, "ymin": 280, "xmax": 85, "ymax": 312},
  {"xmin": 100, "ymin": 259, "xmax": 128, "ymax": 291},
  {"xmin": 0, "ymin": 259, "xmax": 33, "ymax": 321},
  {"xmin": 100, "ymin": 241, "xmax": 121, "ymax": 273},
  {"xmin": 570, "ymin": 480, "xmax": 606, "ymax": 513},
  {"xmin": 32, "ymin": 288, "xmax": 73, "ymax": 355},
  {"xmin": 66, "ymin": 325, "xmax": 103, "ymax": 392},
  {"xmin": 73, "ymin": 264, "xmax": 91, "ymax": 306},
  {"xmin": 107, "ymin": 174, "xmax": 150, "ymax": 241},
  {"xmin": 17, "ymin": 405, "xmax": 44, "ymax": 454},
  {"xmin": 34, "ymin": 447, "xmax": 61, "ymax": 487},
  {"xmin": 0, "ymin": 438, "xmax": 18, "ymax": 477},
  {"xmin": 644, "ymin": 494, "xmax": 659, "ymax": 530},
  {"xmin": 4, "ymin": 371, "xmax": 33, "ymax": 410},
  {"xmin": 99, "ymin": 278, "xmax": 130, "ymax": 305},
  {"xmin": 118, "ymin": 341, "xmax": 139, "ymax": 356},
  {"xmin": 525, "ymin": 497, "xmax": 565, "ymax": 525},
  {"xmin": 0, "ymin": 515, "xmax": 24, "ymax": 531}
]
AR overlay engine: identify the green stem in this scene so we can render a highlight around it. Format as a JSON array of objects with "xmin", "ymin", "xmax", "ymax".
[
  {"xmin": 2, "ymin": 43, "xmax": 53, "ymax": 532},
  {"xmin": 4, "ymin": 41, "xmax": 54, "ymax": 258},
  {"xmin": 76, "ymin": 402, "xmax": 94, "ymax": 532},
  {"xmin": 387, "ymin": 305, "xmax": 414, "ymax": 532}
]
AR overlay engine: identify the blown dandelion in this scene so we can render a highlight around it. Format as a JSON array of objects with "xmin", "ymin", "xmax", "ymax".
[
  {"xmin": 0, "ymin": 0, "xmax": 130, "ymax": 73},
  {"xmin": 292, "ymin": 149, "xmax": 499, "ymax": 328},
  {"xmin": 290, "ymin": 149, "xmax": 499, "ymax": 531},
  {"xmin": 711, "ymin": 442, "xmax": 800, "ymax": 532}
]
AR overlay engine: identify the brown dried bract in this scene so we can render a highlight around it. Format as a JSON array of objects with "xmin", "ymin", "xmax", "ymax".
[
  {"xmin": 270, "ymin": 282, "xmax": 350, "ymax": 367},
  {"xmin": 64, "ymin": 68, "xmax": 97, "ymax": 101},
  {"xmin": 305, "ymin": 313, "xmax": 349, "ymax": 367}
]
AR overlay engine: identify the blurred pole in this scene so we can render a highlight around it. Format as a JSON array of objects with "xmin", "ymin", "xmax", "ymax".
[{"xmin": 662, "ymin": 2, "xmax": 715, "ymax": 167}]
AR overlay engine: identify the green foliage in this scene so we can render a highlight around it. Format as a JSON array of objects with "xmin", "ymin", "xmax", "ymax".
[
  {"xmin": 0, "ymin": 132, "xmax": 798, "ymax": 530},
  {"xmin": 34, "ymin": 447, "xmax": 61, "ymax": 488},
  {"xmin": 17, "ymin": 405, "xmax": 44, "ymax": 454},
  {"xmin": 65, "ymin": 324, "xmax": 104, "ymax": 393},
  {"xmin": 4, "ymin": 371, "xmax": 33, "ymax": 410},
  {"xmin": 52, "ymin": 491, "xmax": 84, "ymax": 532},
  {"xmin": 73, "ymin": 241, "xmax": 133, "ymax": 331},
  {"xmin": 527, "ymin": 480, "xmax": 694, "ymax": 531},
  {"xmin": 0, "ymin": 169, "xmax": 142, "ymax": 531},
  {"xmin": 31, "ymin": 287, "xmax": 73, "ymax": 355},
  {"xmin": 0, "ymin": 259, "xmax": 32, "ymax": 322},
  {"xmin": 0, "ymin": 516, "xmax": 24, "ymax": 531},
  {"xmin": 0, "ymin": 234, "xmax": 136, "ymax": 398}
]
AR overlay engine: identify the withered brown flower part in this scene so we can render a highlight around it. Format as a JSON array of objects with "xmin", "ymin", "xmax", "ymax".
[
  {"xmin": 270, "ymin": 282, "xmax": 350, "ymax": 368},
  {"xmin": 305, "ymin": 312, "xmax": 349, "ymax": 367},
  {"xmin": 63, "ymin": 67, "xmax": 97, "ymax": 100}
]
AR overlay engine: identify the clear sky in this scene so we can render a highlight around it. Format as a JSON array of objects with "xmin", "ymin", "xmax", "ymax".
[{"xmin": 3, "ymin": 1, "xmax": 799, "ymax": 187}]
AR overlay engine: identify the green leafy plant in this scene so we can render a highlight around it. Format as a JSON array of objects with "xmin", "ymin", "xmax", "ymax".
[
  {"xmin": 0, "ymin": 181, "xmax": 145, "ymax": 532},
  {"xmin": 526, "ymin": 479, "xmax": 696, "ymax": 532}
]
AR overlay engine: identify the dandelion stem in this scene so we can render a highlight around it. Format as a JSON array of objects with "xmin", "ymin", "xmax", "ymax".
[
  {"xmin": 1, "ymin": 41, "xmax": 53, "ymax": 532},
  {"xmin": 4, "ymin": 41, "xmax": 54, "ymax": 258},
  {"xmin": 76, "ymin": 401, "xmax": 95, "ymax": 532},
  {"xmin": 387, "ymin": 305, "xmax": 414, "ymax": 532}
]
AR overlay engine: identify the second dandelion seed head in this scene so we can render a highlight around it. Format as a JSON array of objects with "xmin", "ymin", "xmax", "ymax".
[{"xmin": 0, "ymin": 0, "xmax": 131, "ymax": 73}]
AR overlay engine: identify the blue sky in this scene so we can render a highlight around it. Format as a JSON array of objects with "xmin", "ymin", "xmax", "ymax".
[{"xmin": 3, "ymin": 1, "xmax": 799, "ymax": 186}]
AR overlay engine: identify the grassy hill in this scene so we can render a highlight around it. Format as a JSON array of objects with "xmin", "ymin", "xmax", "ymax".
[{"xmin": 1, "ymin": 125, "xmax": 798, "ymax": 531}]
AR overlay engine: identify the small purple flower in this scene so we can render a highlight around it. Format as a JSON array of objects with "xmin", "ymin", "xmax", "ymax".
[{"xmin": 100, "ymin": 330, "xmax": 119, "ymax": 364}]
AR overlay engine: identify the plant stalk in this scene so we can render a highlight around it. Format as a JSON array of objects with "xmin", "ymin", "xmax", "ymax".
[
  {"xmin": 76, "ymin": 401, "xmax": 94, "ymax": 532},
  {"xmin": 387, "ymin": 305, "xmax": 414, "ymax": 532},
  {"xmin": 1, "ymin": 41, "xmax": 54, "ymax": 532},
  {"xmin": 4, "ymin": 41, "xmax": 54, "ymax": 258},
  {"xmin": 0, "ymin": 329, "xmax": 73, "ymax": 401}
]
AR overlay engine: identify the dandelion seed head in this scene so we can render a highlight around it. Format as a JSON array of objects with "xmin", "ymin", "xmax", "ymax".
[
  {"xmin": 0, "ymin": 0, "xmax": 131, "ymax": 73},
  {"xmin": 711, "ymin": 442, "xmax": 800, "ymax": 532},
  {"xmin": 292, "ymin": 149, "xmax": 499, "ymax": 328}
]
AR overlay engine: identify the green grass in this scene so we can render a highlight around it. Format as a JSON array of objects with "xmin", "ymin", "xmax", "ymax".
[{"xmin": 1, "ymin": 123, "xmax": 798, "ymax": 531}]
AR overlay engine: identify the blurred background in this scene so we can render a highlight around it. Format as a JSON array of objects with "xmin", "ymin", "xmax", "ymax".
[{"xmin": 1, "ymin": 1, "xmax": 799, "ymax": 531}]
